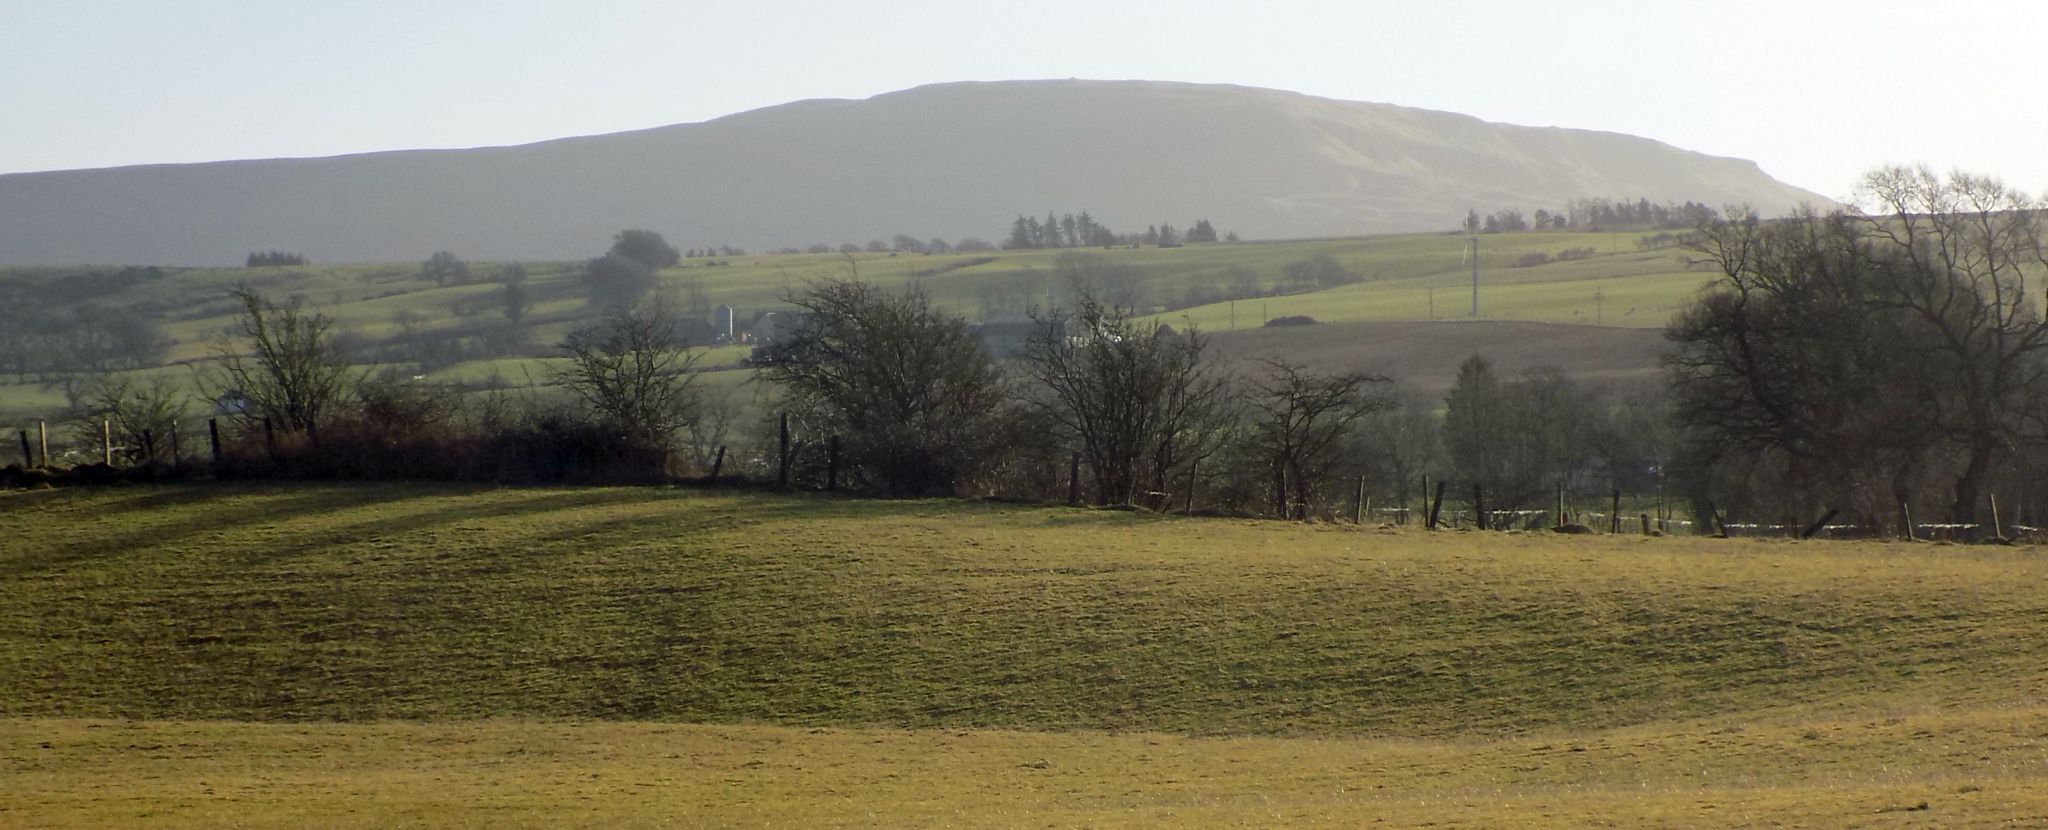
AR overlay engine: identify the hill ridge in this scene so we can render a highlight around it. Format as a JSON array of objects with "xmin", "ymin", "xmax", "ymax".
[{"xmin": 0, "ymin": 79, "xmax": 1828, "ymax": 266}]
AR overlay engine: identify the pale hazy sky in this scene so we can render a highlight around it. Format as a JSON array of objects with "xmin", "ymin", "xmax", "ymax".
[{"xmin": 4, "ymin": 0, "xmax": 2044, "ymax": 201}]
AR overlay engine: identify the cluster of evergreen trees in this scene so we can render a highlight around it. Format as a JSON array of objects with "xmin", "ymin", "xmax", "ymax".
[
  {"xmin": 245, "ymin": 250, "xmax": 307, "ymax": 267},
  {"xmin": 763, "ymin": 217, "xmax": 1230, "ymax": 257},
  {"xmin": 1003, "ymin": 213, "xmax": 1224, "ymax": 250},
  {"xmin": 1007, "ymin": 211, "xmax": 1113, "ymax": 249},
  {"xmin": 1463, "ymin": 199, "xmax": 1721, "ymax": 234}
]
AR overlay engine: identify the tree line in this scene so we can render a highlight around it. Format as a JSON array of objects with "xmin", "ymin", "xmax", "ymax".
[
  {"xmin": 246, "ymin": 250, "xmax": 308, "ymax": 267},
  {"xmin": 1666, "ymin": 166, "xmax": 2048, "ymax": 535},
  {"xmin": 0, "ymin": 268, "xmax": 173, "ymax": 405},
  {"xmin": 1464, "ymin": 199, "xmax": 1721, "ymax": 234},
  {"xmin": 1005, "ymin": 212, "xmax": 1226, "ymax": 250},
  {"xmin": 23, "ymin": 167, "xmax": 2048, "ymax": 540}
]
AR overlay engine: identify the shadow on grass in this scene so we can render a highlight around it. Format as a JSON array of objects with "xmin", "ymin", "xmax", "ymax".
[
  {"xmin": 3, "ymin": 482, "xmax": 1193, "ymax": 580},
  {"xmin": 212, "ymin": 486, "xmax": 679, "ymax": 567},
  {"xmin": 1, "ymin": 485, "xmax": 445, "ymax": 578},
  {"xmin": 2, "ymin": 483, "xmax": 885, "ymax": 578},
  {"xmin": 524, "ymin": 491, "xmax": 848, "ymax": 549}
]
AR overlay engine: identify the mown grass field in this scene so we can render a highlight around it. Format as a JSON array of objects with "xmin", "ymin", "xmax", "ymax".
[
  {"xmin": 3, "ymin": 483, "xmax": 2046, "ymax": 826},
  {"xmin": 0, "ymin": 229, "xmax": 1708, "ymax": 422},
  {"xmin": 9, "ymin": 709, "xmax": 2045, "ymax": 828}
]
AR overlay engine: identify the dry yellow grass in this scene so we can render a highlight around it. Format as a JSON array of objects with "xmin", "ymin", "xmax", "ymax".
[{"xmin": 6, "ymin": 708, "xmax": 2046, "ymax": 828}]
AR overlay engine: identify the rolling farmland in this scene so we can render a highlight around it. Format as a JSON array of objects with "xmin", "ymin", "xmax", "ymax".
[{"xmin": 3, "ymin": 483, "xmax": 2045, "ymax": 826}]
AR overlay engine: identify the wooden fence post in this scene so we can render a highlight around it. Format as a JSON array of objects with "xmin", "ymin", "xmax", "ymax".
[
  {"xmin": 776, "ymin": 413, "xmax": 790, "ymax": 489},
  {"xmin": 708, "ymin": 446, "xmax": 725, "ymax": 483},
  {"xmin": 1184, "ymin": 457, "xmax": 1199, "ymax": 514},
  {"xmin": 1068, "ymin": 452, "xmax": 1081, "ymax": 506},
  {"xmin": 1354, "ymin": 478, "xmax": 1366, "ymax": 524},
  {"xmin": 1639, "ymin": 513, "xmax": 1651, "ymax": 536},
  {"xmin": 38, "ymin": 420, "xmax": 48, "ymax": 469},
  {"xmin": 16, "ymin": 430, "xmax": 29, "ymax": 468},
  {"xmin": 208, "ymin": 418, "xmax": 222, "ymax": 464},
  {"xmin": 1420, "ymin": 475, "xmax": 1429, "ymax": 527},
  {"xmin": 1991, "ymin": 495, "xmax": 2004, "ymax": 540},
  {"xmin": 1610, "ymin": 488, "xmax": 1621, "ymax": 534},
  {"xmin": 1427, "ymin": 480, "xmax": 1446, "ymax": 530},
  {"xmin": 1800, "ymin": 508, "xmax": 1840, "ymax": 539},
  {"xmin": 1901, "ymin": 501, "xmax": 1916, "ymax": 542},
  {"xmin": 1473, "ymin": 484, "xmax": 1486, "ymax": 530},
  {"xmin": 825, "ymin": 435, "xmax": 840, "ymax": 491},
  {"xmin": 1555, "ymin": 484, "xmax": 1565, "ymax": 529},
  {"xmin": 263, "ymin": 418, "xmax": 277, "ymax": 461},
  {"xmin": 102, "ymin": 419, "xmax": 112, "ymax": 466}
]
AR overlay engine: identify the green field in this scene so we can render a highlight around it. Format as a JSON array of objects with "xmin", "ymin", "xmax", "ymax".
[
  {"xmin": 0, "ymin": 230, "xmax": 1710, "ymax": 422},
  {"xmin": 3, "ymin": 483, "xmax": 2045, "ymax": 826}
]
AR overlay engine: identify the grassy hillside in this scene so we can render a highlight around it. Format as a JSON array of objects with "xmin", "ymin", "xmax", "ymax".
[
  {"xmin": 5, "ymin": 483, "xmax": 2047, "ymax": 827},
  {"xmin": 3, "ymin": 484, "xmax": 2041, "ymax": 733},
  {"xmin": 0, "ymin": 230, "xmax": 1708, "ymax": 423},
  {"xmin": 1211, "ymin": 320, "xmax": 1669, "ymax": 395}
]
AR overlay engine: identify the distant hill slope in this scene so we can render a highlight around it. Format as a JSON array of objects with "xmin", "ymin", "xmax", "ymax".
[
  {"xmin": 0, "ymin": 80, "xmax": 1830, "ymax": 266},
  {"xmin": 1211, "ymin": 320, "xmax": 1669, "ymax": 397}
]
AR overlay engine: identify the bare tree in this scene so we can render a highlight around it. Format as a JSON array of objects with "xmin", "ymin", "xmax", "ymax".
[
  {"xmin": 585, "ymin": 252, "xmax": 656, "ymax": 310},
  {"xmin": 1666, "ymin": 167, "xmax": 2048, "ymax": 528},
  {"xmin": 1020, "ymin": 290, "xmax": 1229, "ymax": 507},
  {"xmin": 1354, "ymin": 389, "xmax": 1444, "ymax": 518},
  {"xmin": 1442, "ymin": 356, "xmax": 1604, "ymax": 511},
  {"xmin": 204, "ymin": 284, "xmax": 354, "ymax": 441},
  {"xmin": 81, "ymin": 374, "xmax": 189, "ymax": 463},
  {"xmin": 684, "ymin": 383, "xmax": 743, "ymax": 470},
  {"xmin": 754, "ymin": 277, "xmax": 1005, "ymax": 496},
  {"xmin": 422, "ymin": 251, "xmax": 468, "ymax": 287},
  {"xmin": 1248, "ymin": 360, "xmax": 1391, "ymax": 518},
  {"xmin": 1856, "ymin": 166, "xmax": 2048, "ymax": 522},
  {"xmin": 1281, "ymin": 254, "xmax": 1358, "ymax": 292},
  {"xmin": 554, "ymin": 293, "xmax": 705, "ymax": 449}
]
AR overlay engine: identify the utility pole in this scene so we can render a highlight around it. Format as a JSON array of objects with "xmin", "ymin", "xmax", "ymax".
[{"xmin": 1467, "ymin": 235, "xmax": 1480, "ymax": 318}]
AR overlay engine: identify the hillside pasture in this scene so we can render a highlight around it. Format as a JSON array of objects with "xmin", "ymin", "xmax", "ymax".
[
  {"xmin": 0, "ymin": 230, "xmax": 1713, "ymax": 424},
  {"xmin": 4, "ymin": 484, "xmax": 2044, "ymax": 731},
  {"xmin": 2, "ymin": 483, "xmax": 2045, "ymax": 826},
  {"xmin": 1210, "ymin": 319, "xmax": 1670, "ymax": 396}
]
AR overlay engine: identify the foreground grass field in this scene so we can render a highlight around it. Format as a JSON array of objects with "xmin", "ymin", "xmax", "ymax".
[
  {"xmin": 8, "ymin": 708, "xmax": 2045, "ymax": 828},
  {"xmin": 3, "ymin": 483, "xmax": 2045, "ymax": 826}
]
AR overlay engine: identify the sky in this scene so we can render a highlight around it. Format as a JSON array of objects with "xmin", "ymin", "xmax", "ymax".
[{"xmin": 4, "ymin": 0, "xmax": 2044, "ymax": 202}]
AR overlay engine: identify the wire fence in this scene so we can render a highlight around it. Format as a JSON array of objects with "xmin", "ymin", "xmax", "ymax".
[{"xmin": 11, "ymin": 413, "xmax": 2043, "ymax": 543}]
